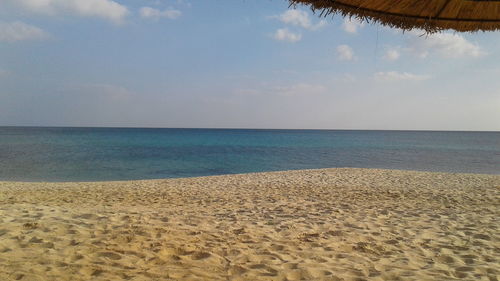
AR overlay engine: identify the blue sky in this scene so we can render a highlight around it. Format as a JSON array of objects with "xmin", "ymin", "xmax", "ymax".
[{"xmin": 1, "ymin": 0, "xmax": 499, "ymax": 130}]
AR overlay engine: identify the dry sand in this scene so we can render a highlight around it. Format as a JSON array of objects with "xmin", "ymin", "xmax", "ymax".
[{"xmin": 0, "ymin": 168, "xmax": 499, "ymax": 281}]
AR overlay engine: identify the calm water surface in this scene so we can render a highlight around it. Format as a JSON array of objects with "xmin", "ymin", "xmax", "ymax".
[{"xmin": 0, "ymin": 127, "xmax": 498, "ymax": 181}]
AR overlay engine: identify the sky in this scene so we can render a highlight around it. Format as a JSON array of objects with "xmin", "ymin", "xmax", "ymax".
[{"xmin": 0, "ymin": 0, "xmax": 499, "ymax": 131}]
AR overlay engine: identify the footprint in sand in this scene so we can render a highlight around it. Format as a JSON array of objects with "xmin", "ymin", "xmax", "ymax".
[
  {"xmin": 455, "ymin": 266, "xmax": 474, "ymax": 272},
  {"xmin": 190, "ymin": 251, "xmax": 211, "ymax": 260},
  {"xmin": 28, "ymin": 237, "xmax": 43, "ymax": 243},
  {"xmin": 384, "ymin": 239, "xmax": 399, "ymax": 245},
  {"xmin": 71, "ymin": 254, "xmax": 84, "ymax": 262},
  {"xmin": 326, "ymin": 230, "xmax": 343, "ymax": 236},
  {"xmin": 270, "ymin": 244, "xmax": 285, "ymax": 251},
  {"xmin": 73, "ymin": 214, "xmax": 97, "ymax": 220},
  {"xmin": 437, "ymin": 255, "xmax": 456, "ymax": 264},
  {"xmin": 97, "ymin": 252, "xmax": 122, "ymax": 260},
  {"xmin": 473, "ymin": 233, "xmax": 491, "ymax": 240},
  {"xmin": 228, "ymin": 265, "xmax": 247, "ymax": 275},
  {"xmin": 22, "ymin": 222, "xmax": 38, "ymax": 229}
]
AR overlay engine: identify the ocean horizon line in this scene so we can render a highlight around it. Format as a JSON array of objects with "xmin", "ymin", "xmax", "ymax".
[{"xmin": 1, "ymin": 125, "xmax": 499, "ymax": 133}]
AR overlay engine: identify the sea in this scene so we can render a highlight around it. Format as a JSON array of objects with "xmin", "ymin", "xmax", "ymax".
[{"xmin": 0, "ymin": 127, "xmax": 498, "ymax": 181}]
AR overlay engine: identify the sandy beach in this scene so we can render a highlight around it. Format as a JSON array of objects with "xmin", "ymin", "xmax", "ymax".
[{"xmin": 0, "ymin": 168, "xmax": 498, "ymax": 281}]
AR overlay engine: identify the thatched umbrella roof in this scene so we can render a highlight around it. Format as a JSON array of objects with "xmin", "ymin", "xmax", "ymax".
[{"xmin": 289, "ymin": 0, "xmax": 500, "ymax": 32}]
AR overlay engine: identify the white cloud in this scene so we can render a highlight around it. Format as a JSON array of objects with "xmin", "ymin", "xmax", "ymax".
[
  {"xmin": 406, "ymin": 31, "xmax": 485, "ymax": 59},
  {"xmin": 0, "ymin": 21, "xmax": 48, "ymax": 42},
  {"xmin": 383, "ymin": 48, "xmax": 401, "ymax": 61},
  {"xmin": 8, "ymin": 0, "xmax": 129, "ymax": 24},
  {"xmin": 273, "ymin": 28, "xmax": 301, "ymax": 43},
  {"xmin": 139, "ymin": 7, "xmax": 181, "ymax": 20},
  {"xmin": 336, "ymin": 44, "xmax": 355, "ymax": 61},
  {"xmin": 373, "ymin": 71, "xmax": 431, "ymax": 82},
  {"xmin": 342, "ymin": 18, "xmax": 364, "ymax": 34},
  {"xmin": 275, "ymin": 9, "xmax": 326, "ymax": 30}
]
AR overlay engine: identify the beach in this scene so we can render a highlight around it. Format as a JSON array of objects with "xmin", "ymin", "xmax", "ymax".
[{"xmin": 0, "ymin": 168, "xmax": 498, "ymax": 281}]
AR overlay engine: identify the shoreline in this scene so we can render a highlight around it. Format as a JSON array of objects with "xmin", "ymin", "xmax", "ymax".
[
  {"xmin": 2, "ymin": 167, "xmax": 500, "ymax": 184},
  {"xmin": 1, "ymin": 168, "xmax": 499, "ymax": 280}
]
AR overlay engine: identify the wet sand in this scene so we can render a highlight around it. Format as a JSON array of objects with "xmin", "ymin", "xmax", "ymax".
[{"xmin": 0, "ymin": 168, "xmax": 499, "ymax": 281}]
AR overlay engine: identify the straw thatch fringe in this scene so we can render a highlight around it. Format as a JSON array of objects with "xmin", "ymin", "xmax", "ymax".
[{"xmin": 289, "ymin": 0, "xmax": 500, "ymax": 33}]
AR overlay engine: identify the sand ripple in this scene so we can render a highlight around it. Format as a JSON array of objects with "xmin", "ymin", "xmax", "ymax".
[{"xmin": 0, "ymin": 168, "xmax": 499, "ymax": 280}]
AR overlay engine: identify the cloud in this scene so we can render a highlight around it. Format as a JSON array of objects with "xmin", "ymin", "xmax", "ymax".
[
  {"xmin": 273, "ymin": 28, "xmax": 301, "ymax": 43},
  {"xmin": 139, "ymin": 7, "xmax": 182, "ymax": 20},
  {"xmin": 336, "ymin": 44, "xmax": 355, "ymax": 61},
  {"xmin": 8, "ymin": 0, "xmax": 129, "ymax": 24},
  {"xmin": 373, "ymin": 71, "xmax": 431, "ymax": 82},
  {"xmin": 0, "ymin": 21, "xmax": 48, "ymax": 42},
  {"xmin": 269, "ymin": 9, "xmax": 325, "ymax": 43},
  {"xmin": 342, "ymin": 18, "xmax": 364, "ymax": 34},
  {"xmin": 406, "ymin": 32, "xmax": 485, "ymax": 58},
  {"xmin": 274, "ymin": 9, "xmax": 326, "ymax": 30},
  {"xmin": 383, "ymin": 48, "xmax": 401, "ymax": 61}
]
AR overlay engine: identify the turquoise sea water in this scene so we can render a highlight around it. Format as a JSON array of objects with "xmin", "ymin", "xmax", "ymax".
[{"xmin": 0, "ymin": 127, "xmax": 498, "ymax": 181}]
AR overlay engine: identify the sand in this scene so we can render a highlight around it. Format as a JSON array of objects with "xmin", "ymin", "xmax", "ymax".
[{"xmin": 0, "ymin": 168, "xmax": 499, "ymax": 281}]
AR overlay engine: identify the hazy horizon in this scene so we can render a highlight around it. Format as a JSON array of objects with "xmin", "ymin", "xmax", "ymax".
[
  {"xmin": 2, "ymin": 125, "xmax": 500, "ymax": 132},
  {"xmin": 1, "ymin": 0, "xmax": 500, "ymax": 131}
]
